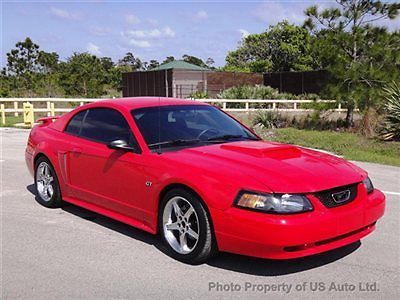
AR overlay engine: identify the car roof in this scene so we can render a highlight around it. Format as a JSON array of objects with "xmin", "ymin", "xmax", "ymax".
[
  {"xmin": 48, "ymin": 97, "xmax": 209, "ymax": 132},
  {"xmin": 91, "ymin": 97, "xmax": 208, "ymax": 110}
]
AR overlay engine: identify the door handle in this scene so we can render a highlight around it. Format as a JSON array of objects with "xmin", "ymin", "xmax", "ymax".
[{"xmin": 71, "ymin": 147, "xmax": 82, "ymax": 154}]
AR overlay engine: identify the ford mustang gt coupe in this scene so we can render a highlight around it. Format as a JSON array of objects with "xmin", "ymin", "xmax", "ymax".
[{"xmin": 26, "ymin": 97, "xmax": 385, "ymax": 264}]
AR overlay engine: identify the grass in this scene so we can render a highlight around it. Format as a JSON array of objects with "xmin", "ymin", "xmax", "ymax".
[
  {"xmin": 0, "ymin": 115, "xmax": 24, "ymax": 127},
  {"xmin": 265, "ymin": 128, "xmax": 400, "ymax": 167}
]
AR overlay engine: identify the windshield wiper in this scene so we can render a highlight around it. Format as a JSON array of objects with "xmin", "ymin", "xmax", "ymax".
[
  {"xmin": 148, "ymin": 138, "xmax": 201, "ymax": 148},
  {"xmin": 207, "ymin": 134, "xmax": 261, "ymax": 141}
]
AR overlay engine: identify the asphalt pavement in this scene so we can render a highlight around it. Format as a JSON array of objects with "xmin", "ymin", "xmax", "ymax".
[{"xmin": 1, "ymin": 128, "xmax": 399, "ymax": 299}]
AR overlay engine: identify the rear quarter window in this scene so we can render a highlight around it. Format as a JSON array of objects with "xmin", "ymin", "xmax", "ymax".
[{"xmin": 65, "ymin": 110, "xmax": 87, "ymax": 136}]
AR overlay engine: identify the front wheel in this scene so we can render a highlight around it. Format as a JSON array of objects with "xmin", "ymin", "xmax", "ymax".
[{"xmin": 159, "ymin": 188, "xmax": 216, "ymax": 264}]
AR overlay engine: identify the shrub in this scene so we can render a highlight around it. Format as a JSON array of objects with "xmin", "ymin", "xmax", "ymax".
[
  {"xmin": 252, "ymin": 110, "xmax": 284, "ymax": 129},
  {"xmin": 218, "ymin": 85, "xmax": 279, "ymax": 99},
  {"xmin": 189, "ymin": 91, "xmax": 209, "ymax": 99},
  {"xmin": 381, "ymin": 82, "xmax": 400, "ymax": 141}
]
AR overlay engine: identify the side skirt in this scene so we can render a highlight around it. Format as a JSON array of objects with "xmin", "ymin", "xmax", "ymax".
[{"xmin": 63, "ymin": 196, "xmax": 156, "ymax": 235}]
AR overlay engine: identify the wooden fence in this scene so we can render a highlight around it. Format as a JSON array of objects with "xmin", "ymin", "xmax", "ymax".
[{"xmin": 0, "ymin": 98, "xmax": 344, "ymax": 127}]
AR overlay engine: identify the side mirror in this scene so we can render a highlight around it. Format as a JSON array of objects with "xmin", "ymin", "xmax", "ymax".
[{"xmin": 107, "ymin": 139, "xmax": 135, "ymax": 152}]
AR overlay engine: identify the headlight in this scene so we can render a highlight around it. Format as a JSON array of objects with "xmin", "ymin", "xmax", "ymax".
[
  {"xmin": 235, "ymin": 191, "xmax": 313, "ymax": 214},
  {"xmin": 363, "ymin": 177, "xmax": 374, "ymax": 194}
]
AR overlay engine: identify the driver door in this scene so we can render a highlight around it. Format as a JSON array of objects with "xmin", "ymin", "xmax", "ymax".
[{"xmin": 67, "ymin": 108, "xmax": 146, "ymax": 221}]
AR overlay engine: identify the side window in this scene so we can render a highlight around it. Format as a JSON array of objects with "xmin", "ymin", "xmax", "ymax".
[
  {"xmin": 80, "ymin": 108, "xmax": 134, "ymax": 144},
  {"xmin": 65, "ymin": 110, "xmax": 87, "ymax": 136}
]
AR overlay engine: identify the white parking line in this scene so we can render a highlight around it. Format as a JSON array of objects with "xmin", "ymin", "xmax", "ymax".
[{"xmin": 383, "ymin": 191, "xmax": 400, "ymax": 196}]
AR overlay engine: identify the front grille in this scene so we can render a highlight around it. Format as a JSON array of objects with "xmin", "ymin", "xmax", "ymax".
[{"xmin": 314, "ymin": 183, "xmax": 359, "ymax": 208}]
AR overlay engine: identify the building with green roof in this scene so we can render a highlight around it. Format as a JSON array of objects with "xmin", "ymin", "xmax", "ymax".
[
  {"xmin": 122, "ymin": 60, "xmax": 262, "ymax": 98},
  {"xmin": 150, "ymin": 60, "xmax": 210, "ymax": 71}
]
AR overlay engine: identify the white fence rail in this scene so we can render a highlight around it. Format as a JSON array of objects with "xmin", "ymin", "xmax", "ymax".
[{"xmin": 0, "ymin": 97, "xmax": 343, "ymax": 127}]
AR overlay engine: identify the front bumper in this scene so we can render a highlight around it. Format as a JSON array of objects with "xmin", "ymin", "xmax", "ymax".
[{"xmin": 211, "ymin": 185, "xmax": 385, "ymax": 259}]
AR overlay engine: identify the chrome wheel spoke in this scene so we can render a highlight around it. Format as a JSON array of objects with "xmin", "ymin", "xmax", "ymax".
[
  {"xmin": 183, "ymin": 206, "xmax": 194, "ymax": 220},
  {"xmin": 179, "ymin": 232, "xmax": 188, "ymax": 250},
  {"xmin": 172, "ymin": 201, "xmax": 182, "ymax": 217},
  {"xmin": 47, "ymin": 184, "xmax": 54, "ymax": 197},
  {"xmin": 186, "ymin": 228, "xmax": 199, "ymax": 240},
  {"xmin": 165, "ymin": 222, "xmax": 180, "ymax": 231},
  {"xmin": 44, "ymin": 165, "xmax": 50, "ymax": 176}
]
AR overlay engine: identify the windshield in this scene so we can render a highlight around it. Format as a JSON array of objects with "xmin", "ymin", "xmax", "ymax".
[{"xmin": 131, "ymin": 105, "xmax": 259, "ymax": 151}]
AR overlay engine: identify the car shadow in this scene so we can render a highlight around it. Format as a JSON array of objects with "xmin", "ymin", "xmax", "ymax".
[
  {"xmin": 26, "ymin": 184, "xmax": 159, "ymax": 246},
  {"xmin": 206, "ymin": 241, "xmax": 361, "ymax": 276},
  {"xmin": 26, "ymin": 184, "xmax": 362, "ymax": 276}
]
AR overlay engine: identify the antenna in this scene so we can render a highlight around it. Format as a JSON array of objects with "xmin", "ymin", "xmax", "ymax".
[{"xmin": 158, "ymin": 96, "xmax": 161, "ymax": 154}]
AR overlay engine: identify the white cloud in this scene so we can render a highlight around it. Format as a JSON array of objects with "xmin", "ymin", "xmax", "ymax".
[
  {"xmin": 163, "ymin": 26, "xmax": 175, "ymax": 37},
  {"xmin": 253, "ymin": 2, "xmax": 308, "ymax": 25},
  {"xmin": 86, "ymin": 42, "xmax": 101, "ymax": 55},
  {"xmin": 194, "ymin": 10, "xmax": 208, "ymax": 21},
  {"xmin": 49, "ymin": 7, "xmax": 82, "ymax": 20},
  {"xmin": 129, "ymin": 39, "xmax": 151, "ymax": 48},
  {"xmin": 125, "ymin": 30, "xmax": 146, "ymax": 39},
  {"xmin": 239, "ymin": 29, "xmax": 250, "ymax": 38},
  {"xmin": 122, "ymin": 26, "xmax": 175, "ymax": 40},
  {"xmin": 120, "ymin": 32, "xmax": 151, "ymax": 48},
  {"xmin": 89, "ymin": 26, "xmax": 111, "ymax": 36},
  {"xmin": 149, "ymin": 29, "xmax": 162, "ymax": 38},
  {"xmin": 125, "ymin": 14, "xmax": 140, "ymax": 24},
  {"xmin": 120, "ymin": 24, "xmax": 175, "ymax": 49}
]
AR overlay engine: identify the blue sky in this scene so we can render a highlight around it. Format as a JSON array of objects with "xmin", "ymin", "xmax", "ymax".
[{"xmin": 2, "ymin": 0, "xmax": 399, "ymax": 67}]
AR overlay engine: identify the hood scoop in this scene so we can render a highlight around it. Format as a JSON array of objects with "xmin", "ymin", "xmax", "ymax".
[{"xmin": 220, "ymin": 141, "xmax": 301, "ymax": 159}]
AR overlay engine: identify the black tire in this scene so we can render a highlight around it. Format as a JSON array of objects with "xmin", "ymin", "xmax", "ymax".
[
  {"xmin": 159, "ymin": 188, "xmax": 217, "ymax": 264},
  {"xmin": 34, "ymin": 156, "xmax": 62, "ymax": 208}
]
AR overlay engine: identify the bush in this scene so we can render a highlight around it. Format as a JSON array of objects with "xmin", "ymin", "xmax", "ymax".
[
  {"xmin": 252, "ymin": 110, "xmax": 285, "ymax": 129},
  {"xmin": 218, "ymin": 85, "xmax": 279, "ymax": 100},
  {"xmin": 218, "ymin": 85, "xmax": 322, "ymax": 101},
  {"xmin": 381, "ymin": 82, "xmax": 400, "ymax": 141},
  {"xmin": 250, "ymin": 110, "xmax": 346, "ymax": 132},
  {"xmin": 189, "ymin": 91, "xmax": 209, "ymax": 99}
]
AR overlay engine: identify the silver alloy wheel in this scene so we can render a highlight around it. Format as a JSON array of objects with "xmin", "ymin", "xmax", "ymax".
[
  {"xmin": 36, "ymin": 161, "xmax": 54, "ymax": 202},
  {"xmin": 162, "ymin": 196, "xmax": 200, "ymax": 254}
]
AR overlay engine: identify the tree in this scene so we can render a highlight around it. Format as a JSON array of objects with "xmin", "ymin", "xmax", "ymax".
[
  {"xmin": 6, "ymin": 37, "xmax": 40, "ymax": 75},
  {"xmin": 162, "ymin": 56, "xmax": 175, "ymax": 64},
  {"xmin": 5, "ymin": 37, "xmax": 41, "ymax": 95},
  {"xmin": 60, "ymin": 52, "xmax": 106, "ymax": 97},
  {"xmin": 37, "ymin": 51, "xmax": 59, "ymax": 73},
  {"xmin": 0, "ymin": 70, "xmax": 12, "ymax": 97},
  {"xmin": 35, "ymin": 51, "xmax": 63, "ymax": 97},
  {"xmin": 100, "ymin": 57, "xmax": 114, "ymax": 71},
  {"xmin": 225, "ymin": 21, "xmax": 318, "ymax": 73},
  {"xmin": 147, "ymin": 59, "xmax": 160, "ymax": 70},
  {"xmin": 206, "ymin": 57, "xmax": 215, "ymax": 69},
  {"xmin": 182, "ymin": 54, "xmax": 207, "ymax": 67},
  {"xmin": 118, "ymin": 52, "xmax": 143, "ymax": 71},
  {"xmin": 305, "ymin": 0, "xmax": 400, "ymax": 127}
]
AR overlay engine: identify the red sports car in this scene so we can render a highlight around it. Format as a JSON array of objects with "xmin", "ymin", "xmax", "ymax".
[{"xmin": 26, "ymin": 97, "xmax": 385, "ymax": 264}]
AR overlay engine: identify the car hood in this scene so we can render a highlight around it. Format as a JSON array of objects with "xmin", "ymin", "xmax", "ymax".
[{"xmin": 170, "ymin": 140, "xmax": 366, "ymax": 193}]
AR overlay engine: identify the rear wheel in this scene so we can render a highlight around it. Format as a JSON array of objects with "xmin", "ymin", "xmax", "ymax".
[
  {"xmin": 159, "ymin": 188, "xmax": 216, "ymax": 264},
  {"xmin": 34, "ymin": 157, "xmax": 62, "ymax": 208}
]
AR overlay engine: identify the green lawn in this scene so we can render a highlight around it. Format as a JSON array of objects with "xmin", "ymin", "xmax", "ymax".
[
  {"xmin": 0, "ymin": 115, "xmax": 24, "ymax": 127},
  {"xmin": 265, "ymin": 128, "xmax": 400, "ymax": 167}
]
